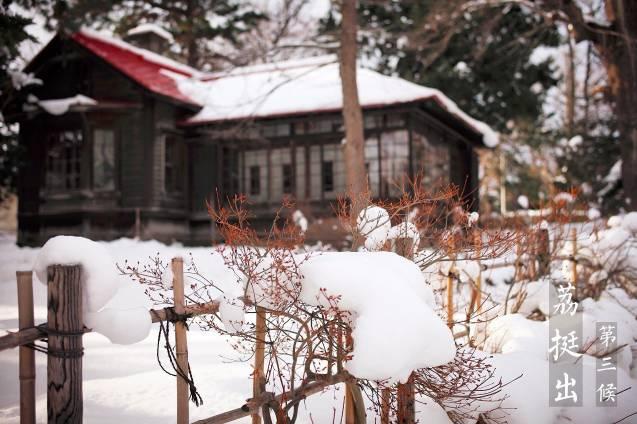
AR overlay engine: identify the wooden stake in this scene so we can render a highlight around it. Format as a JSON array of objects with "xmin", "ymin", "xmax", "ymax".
[
  {"xmin": 172, "ymin": 257, "xmax": 189, "ymax": 424},
  {"xmin": 380, "ymin": 387, "xmax": 390, "ymax": 424},
  {"xmin": 47, "ymin": 264, "xmax": 83, "ymax": 424},
  {"xmin": 394, "ymin": 238, "xmax": 416, "ymax": 424},
  {"xmin": 134, "ymin": 208, "xmax": 141, "ymax": 239},
  {"xmin": 252, "ymin": 306, "xmax": 266, "ymax": 424},
  {"xmin": 396, "ymin": 374, "xmax": 416, "ymax": 424},
  {"xmin": 17, "ymin": 271, "xmax": 35, "ymax": 424},
  {"xmin": 446, "ymin": 268, "xmax": 454, "ymax": 330}
]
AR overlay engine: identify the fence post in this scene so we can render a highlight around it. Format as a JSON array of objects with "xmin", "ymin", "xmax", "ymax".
[
  {"xmin": 252, "ymin": 307, "xmax": 266, "ymax": 424},
  {"xmin": 172, "ymin": 257, "xmax": 189, "ymax": 424},
  {"xmin": 17, "ymin": 271, "xmax": 36, "ymax": 424},
  {"xmin": 47, "ymin": 264, "xmax": 83, "ymax": 424},
  {"xmin": 395, "ymin": 238, "xmax": 416, "ymax": 424}
]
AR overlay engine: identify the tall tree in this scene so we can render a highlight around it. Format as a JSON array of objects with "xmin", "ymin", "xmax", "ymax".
[
  {"xmin": 339, "ymin": 0, "xmax": 369, "ymax": 225},
  {"xmin": 530, "ymin": 0, "xmax": 637, "ymax": 209},
  {"xmin": 0, "ymin": 3, "xmax": 39, "ymax": 201},
  {"xmin": 322, "ymin": 1, "xmax": 560, "ymax": 132}
]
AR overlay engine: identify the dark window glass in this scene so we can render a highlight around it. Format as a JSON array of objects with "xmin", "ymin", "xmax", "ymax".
[
  {"xmin": 249, "ymin": 165, "xmax": 261, "ymax": 195},
  {"xmin": 93, "ymin": 129, "xmax": 115, "ymax": 190},
  {"xmin": 46, "ymin": 130, "xmax": 83, "ymax": 190},
  {"xmin": 282, "ymin": 164, "xmax": 293, "ymax": 194},
  {"xmin": 322, "ymin": 161, "xmax": 334, "ymax": 192},
  {"xmin": 165, "ymin": 136, "xmax": 185, "ymax": 193}
]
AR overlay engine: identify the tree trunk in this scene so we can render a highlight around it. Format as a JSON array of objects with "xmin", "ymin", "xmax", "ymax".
[
  {"xmin": 598, "ymin": 1, "xmax": 637, "ymax": 210},
  {"xmin": 564, "ymin": 30, "xmax": 576, "ymax": 137},
  {"xmin": 185, "ymin": 0, "xmax": 199, "ymax": 68},
  {"xmin": 339, "ymin": 0, "xmax": 369, "ymax": 224}
]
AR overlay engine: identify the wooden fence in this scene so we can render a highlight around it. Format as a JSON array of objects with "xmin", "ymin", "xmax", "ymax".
[{"xmin": 0, "ymin": 230, "xmax": 569, "ymax": 424}]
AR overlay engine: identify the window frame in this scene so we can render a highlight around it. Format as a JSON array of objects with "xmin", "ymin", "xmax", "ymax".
[{"xmin": 45, "ymin": 129, "xmax": 84, "ymax": 193}]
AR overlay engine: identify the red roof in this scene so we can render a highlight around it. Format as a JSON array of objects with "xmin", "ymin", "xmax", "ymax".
[{"xmin": 71, "ymin": 31, "xmax": 200, "ymax": 108}]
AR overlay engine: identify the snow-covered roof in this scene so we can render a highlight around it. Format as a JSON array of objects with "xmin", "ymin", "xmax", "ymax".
[
  {"xmin": 29, "ymin": 30, "xmax": 498, "ymax": 146},
  {"xmin": 69, "ymin": 29, "xmax": 202, "ymax": 107},
  {"xmin": 173, "ymin": 56, "xmax": 498, "ymax": 146},
  {"xmin": 126, "ymin": 23, "xmax": 174, "ymax": 43}
]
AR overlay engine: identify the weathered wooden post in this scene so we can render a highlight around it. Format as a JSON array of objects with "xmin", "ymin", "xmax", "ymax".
[
  {"xmin": 380, "ymin": 387, "xmax": 390, "ymax": 424},
  {"xmin": 47, "ymin": 264, "xmax": 83, "ymax": 424},
  {"xmin": 172, "ymin": 257, "xmax": 189, "ymax": 424},
  {"xmin": 252, "ymin": 306, "xmax": 266, "ymax": 424},
  {"xmin": 17, "ymin": 271, "xmax": 36, "ymax": 424},
  {"xmin": 395, "ymin": 237, "xmax": 416, "ymax": 424}
]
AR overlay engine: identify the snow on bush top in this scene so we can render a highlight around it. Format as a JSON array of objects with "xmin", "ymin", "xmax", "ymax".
[
  {"xmin": 33, "ymin": 236, "xmax": 151, "ymax": 344},
  {"xmin": 357, "ymin": 205, "xmax": 391, "ymax": 250},
  {"xmin": 298, "ymin": 251, "xmax": 451, "ymax": 382}
]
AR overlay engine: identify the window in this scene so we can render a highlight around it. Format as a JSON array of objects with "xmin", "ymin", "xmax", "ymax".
[
  {"xmin": 93, "ymin": 129, "xmax": 115, "ymax": 190},
  {"xmin": 249, "ymin": 165, "xmax": 261, "ymax": 195},
  {"xmin": 282, "ymin": 164, "xmax": 294, "ymax": 194},
  {"xmin": 262, "ymin": 123, "xmax": 290, "ymax": 138},
  {"xmin": 322, "ymin": 161, "xmax": 334, "ymax": 192},
  {"xmin": 380, "ymin": 130, "xmax": 410, "ymax": 197},
  {"xmin": 165, "ymin": 136, "xmax": 185, "ymax": 193},
  {"xmin": 46, "ymin": 130, "xmax": 82, "ymax": 190}
]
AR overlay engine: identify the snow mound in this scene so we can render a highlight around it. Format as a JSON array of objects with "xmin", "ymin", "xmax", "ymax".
[
  {"xmin": 357, "ymin": 206, "xmax": 392, "ymax": 250},
  {"xmin": 34, "ymin": 236, "xmax": 151, "ymax": 344},
  {"xmin": 298, "ymin": 251, "xmax": 450, "ymax": 382},
  {"xmin": 34, "ymin": 236, "xmax": 120, "ymax": 313}
]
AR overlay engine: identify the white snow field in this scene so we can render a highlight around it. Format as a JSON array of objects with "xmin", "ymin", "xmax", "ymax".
[{"xmin": 1, "ymin": 227, "xmax": 637, "ymax": 423}]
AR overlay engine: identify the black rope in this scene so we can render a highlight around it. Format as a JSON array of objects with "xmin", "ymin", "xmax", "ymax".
[
  {"xmin": 24, "ymin": 323, "xmax": 85, "ymax": 358},
  {"xmin": 152, "ymin": 310, "xmax": 203, "ymax": 407}
]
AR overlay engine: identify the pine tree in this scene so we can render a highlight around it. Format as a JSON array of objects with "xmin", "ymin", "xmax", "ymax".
[
  {"xmin": 44, "ymin": 0, "xmax": 266, "ymax": 68},
  {"xmin": 0, "ymin": 4, "xmax": 38, "ymax": 201}
]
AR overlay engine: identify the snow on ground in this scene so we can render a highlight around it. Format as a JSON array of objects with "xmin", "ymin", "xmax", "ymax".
[
  {"xmin": 0, "ymin": 235, "xmax": 347, "ymax": 423},
  {"xmin": 2, "ymin": 230, "xmax": 637, "ymax": 423}
]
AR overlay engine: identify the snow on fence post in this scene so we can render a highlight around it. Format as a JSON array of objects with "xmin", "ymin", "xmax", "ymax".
[
  {"xmin": 172, "ymin": 257, "xmax": 189, "ymax": 424},
  {"xmin": 47, "ymin": 264, "xmax": 83, "ymax": 424},
  {"xmin": 17, "ymin": 270, "xmax": 36, "ymax": 424},
  {"xmin": 395, "ymin": 237, "xmax": 416, "ymax": 424},
  {"xmin": 252, "ymin": 307, "xmax": 266, "ymax": 424}
]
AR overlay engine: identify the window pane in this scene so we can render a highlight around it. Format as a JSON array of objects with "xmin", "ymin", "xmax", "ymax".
[
  {"xmin": 380, "ymin": 130, "xmax": 409, "ymax": 197},
  {"xmin": 165, "ymin": 136, "xmax": 185, "ymax": 193},
  {"xmin": 250, "ymin": 165, "xmax": 261, "ymax": 195},
  {"xmin": 412, "ymin": 128, "xmax": 450, "ymax": 189},
  {"xmin": 93, "ymin": 129, "xmax": 115, "ymax": 190},
  {"xmin": 46, "ymin": 129, "xmax": 82, "ymax": 191},
  {"xmin": 322, "ymin": 161, "xmax": 334, "ymax": 192},
  {"xmin": 282, "ymin": 164, "xmax": 293, "ymax": 194}
]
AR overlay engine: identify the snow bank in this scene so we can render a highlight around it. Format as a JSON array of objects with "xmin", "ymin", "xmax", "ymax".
[
  {"xmin": 38, "ymin": 94, "xmax": 97, "ymax": 115},
  {"xmin": 298, "ymin": 251, "xmax": 450, "ymax": 382},
  {"xmin": 33, "ymin": 236, "xmax": 150, "ymax": 344}
]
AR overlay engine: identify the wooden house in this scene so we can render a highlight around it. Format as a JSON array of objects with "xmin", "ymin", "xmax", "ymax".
[{"xmin": 11, "ymin": 29, "xmax": 498, "ymax": 246}]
